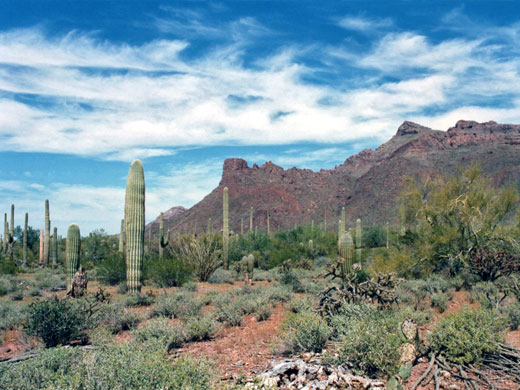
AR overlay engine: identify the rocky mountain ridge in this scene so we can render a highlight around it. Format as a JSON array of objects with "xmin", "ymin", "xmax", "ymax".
[{"xmin": 149, "ymin": 120, "xmax": 520, "ymax": 235}]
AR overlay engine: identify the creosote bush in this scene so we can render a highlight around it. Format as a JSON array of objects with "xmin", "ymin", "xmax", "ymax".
[
  {"xmin": 429, "ymin": 308, "xmax": 504, "ymax": 364},
  {"xmin": 24, "ymin": 297, "xmax": 87, "ymax": 347}
]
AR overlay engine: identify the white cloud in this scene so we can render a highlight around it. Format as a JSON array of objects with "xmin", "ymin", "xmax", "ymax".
[{"xmin": 338, "ymin": 16, "xmax": 392, "ymax": 32}]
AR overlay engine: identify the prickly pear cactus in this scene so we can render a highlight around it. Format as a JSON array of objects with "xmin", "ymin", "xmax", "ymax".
[
  {"xmin": 222, "ymin": 187, "xmax": 229, "ymax": 269},
  {"xmin": 338, "ymin": 232, "xmax": 354, "ymax": 277},
  {"xmin": 66, "ymin": 224, "xmax": 81, "ymax": 289},
  {"xmin": 125, "ymin": 160, "xmax": 145, "ymax": 293}
]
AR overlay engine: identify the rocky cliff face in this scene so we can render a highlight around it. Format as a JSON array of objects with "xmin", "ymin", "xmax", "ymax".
[{"xmin": 154, "ymin": 120, "xmax": 520, "ymax": 233}]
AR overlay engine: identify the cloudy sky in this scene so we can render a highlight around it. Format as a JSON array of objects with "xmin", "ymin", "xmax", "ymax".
[{"xmin": 1, "ymin": 1, "xmax": 520, "ymax": 234}]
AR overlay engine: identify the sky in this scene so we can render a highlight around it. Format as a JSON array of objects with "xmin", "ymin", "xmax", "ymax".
[{"xmin": 1, "ymin": 1, "xmax": 520, "ymax": 234}]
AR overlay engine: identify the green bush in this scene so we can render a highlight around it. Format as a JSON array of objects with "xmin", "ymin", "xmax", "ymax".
[
  {"xmin": 185, "ymin": 316, "xmax": 219, "ymax": 341},
  {"xmin": 500, "ymin": 302, "xmax": 520, "ymax": 330},
  {"xmin": 326, "ymin": 303, "xmax": 378, "ymax": 340},
  {"xmin": 98, "ymin": 304, "xmax": 141, "ymax": 333},
  {"xmin": 124, "ymin": 292, "xmax": 156, "ymax": 307},
  {"xmin": 0, "ymin": 300, "xmax": 26, "ymax": 331},
  {"xmin": 132, "ymin": 318, "xmax": 186, "ymax": 352},
  {"xmin": 431, "ymin": 292, "xmax": 450, "ymax": 313},
  {"xmin": 24, "ymin": 297, "xmax": 87, "ymax": 347},
  {"xmin": 214, "ymin": 301, "xmax": 244, "ymax": 327},
  {"xmin": 151, "ymin": 291, "xmax": 202, "ymax": 320},
  {"xmin": 0, "ymin": 343, "xmax": 214, "ymax": 390},
  {"xmin": 264, "ymin": 285, "xmax": 293, "ymax": 304},
  {"xmin": 146, "ymin": 256, "xmax": 193, "ymax": 288},
  {"xmin": 255, "ymin": 305, "xmax": 272, "ymax": 321},
  {"xmin": 208, "ymin": 268, "xmax": 235, "ymax": 284},
  {"xmin": 471, "ymin": 281, "xmax": 507, "ymax": 310},
  {"xmin": 96, "ymin": 253, "xmax": 126, "ymax": 285},
  {"xmin": 0, "ymin": 258, "xmax": 18, "ymax": 275},
  {"xmin": 280, "ymin": 268, "xmax": 304, "ymax": 292},
  {"xmin": 281, "ymin": 311, "xmax": 331, "ymax": 353},
  {"xmin": 429, "ymin": 308, "xmax": 503, "ymax": 364},
  {"xmin": 337, "ymin": 310, "xmax": 406, "ymax": 378}
]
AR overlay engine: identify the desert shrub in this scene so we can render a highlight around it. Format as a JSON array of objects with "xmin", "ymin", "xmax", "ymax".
[
  {"xmin": 281, "ymin": 311, "xmax": 331, "ymax": 354},
  {"xmin": 214, "ymin": 300, "xmax": 245, "ymax": 327},
  {"xmin": 337, "ymin": 310, "xmax": 407, "ymax": 378},
  {"xmin": 0, "ymin": 275, "xmax": 16, "ymax": 296},
  {"xmin": 431, "ymin": 292, "xmax": 450, "ymax": 312},
  {"xmin": 470, "ymin": 248, "xmax": 519, "ymax": 282},
  {"xmin": 499, "ymin": 302, "xmax": 520, "ymax": 330},
  {"xmin": 96, "ymin": 253, "xmax": 126, "ymax": 285},
  {"xmin": 280, "ymin": 269, "xmax": 303, "ymax": 292},
  {"xmin": 124, "ymin": 292, "xmax": 155, "ymax": 307},
  {"xmin": 289, "ymin": 296, "xmax": 315, "ymax": 314},
  {"xmin": 368, "ymin": 247, "xmax": 417, "ymax": 277},
  {"xmin": 151, "ymin": 291, "xmax": 202, "ymax": 320},
  {"xmin": 429, "ymin": 308, "xmax": 503, "ymax": 364},
  {"xmin": 255, "ymin": 305, "xmax": 272, "ymax": 321},
  {"xmin": 0, "ymin": 300, "xmax": 26, "ymax": 330},
  {"xmin": 208, "ymin": 268, "xmax": 235, "ymax": 284},
  {"xmin": 24, "ymin": 297, "xmax": 87, "ymax": 347},
  {"xmin": 0, "ymin": 343, "xmax": 214, "ymax": 390},
  {"xmin": 363, "ymin": 226, "xmax": 387, "ymax": 248},
  {"xmin": 325, "ymin": 303, "xmax": 378, "ymax": 340},
  {"xmin": 265, "ymin": 285, "xmax": 294, "ymax": 303},
  {"xmin": 146, "ymin": 255, "xmax": 193, "ymax": 287},
  {"xmin": 117, "ymin": 281, "xmax": 128, "ymax": 294},
  {"xmin": 0, "ymin": 258, "xmax": 18, "ymax": 274},
  {"xmin": 471, "ymin": 281, "xmax": 507, "ymax": 310},
  {"xmin": 185, "ymin": 316, "xmax": 219, "ymax": 341},
  {"xmin": 98, "ymin": 304, "xmax": 141, "ymax": 333},
  {"xmin": 29, "ymin": 287, "xmax": 42, "ymax": 297},
  {"xmin": 132, "ymin": 318, "xmax": 186, "ymax": 352},
  {"xmin": 10, "ymin": 288, "xmax": 24, "ymax": 301},
  {"xmin": 33, "ymin": 269, "xmax": 65, "ymax": 289}
]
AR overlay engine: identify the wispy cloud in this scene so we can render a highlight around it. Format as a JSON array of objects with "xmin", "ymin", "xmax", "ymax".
[{"xmin": 338, "ymin": 15, "xmax": 392, "ymax": 32}]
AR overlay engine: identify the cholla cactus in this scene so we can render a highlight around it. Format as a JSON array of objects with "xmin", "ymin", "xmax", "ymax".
[
  {"xmin": 338, "ymin": 232, "xmax": 354, "ymax": 277},
  {"xmin": 125, "ymin": 160, "xmax": 145, "ymax": 293},
  {"xmin": 222, "ymin": 187, "xmax": 229, "ymax": 269},
  {"xmin": 159, "ymin": 212, "xmax": 170, "ymax": 258},
  {"xmin": 66, "ymin": 224, "xmax": 81, "ymax": 289}
]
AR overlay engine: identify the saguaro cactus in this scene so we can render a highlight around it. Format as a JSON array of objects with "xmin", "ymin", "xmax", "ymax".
[
  {"xmin": 125, "ymin": 160, "xmax": 145, "ymax": 293},
  {"xmin": 222, "ymin": 187, "xmax": 229, "ymax": 269},
  {"xmin": 23, "ymin": 212, "xmax": 28, "ymax": 267},
  {"xmin": 44, "ymin": 200, "xmax": 50, "ymax": 265},
  {"xmin": 39, "ymin": 229, "xmax": 44, "ymax": 266},
  {"xmin": 355, "ymin": 218, "xmax": 362, "ymax": 262},
  {"xmin": 3, "ymin": 213, "xmax": 7, "ymax": 245},
  {"xmin": 340, "ymin": 207, "xmax": 346, "ymax": 237},
  {"xmin": 52, "ymin": 227, "xmax": 58, "ymax": 266},
  {"xmin": 118, "ymin": 219, "xmax": 124, "ymax": 253},
  {"xmin": 159, "ymin": 212, "xmax": 170, "ymax": 259},
  {"xmin": 338, "ymin": 232, "xmax": 354, "ymax": 277},
  {"xmin": 249, "ymin": 207, "xmax": 253, "ymax": 232},
  {"xmin": 9, "ymin": 204, "xmax": 14, "ymax": 238},
  {"xmin": 66, "ymin": 224, "xmax": 81, "ymax": 289},
  {"xmin": 240, "ymin": 218, "xmax": 244, "ymax": 235},
  {"xmin": 267, "ymin": 211, "xmax": 270, "ymax": 235}
]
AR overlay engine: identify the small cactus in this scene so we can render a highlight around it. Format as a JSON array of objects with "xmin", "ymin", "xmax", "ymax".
[
  {"xmin": 125, "ymin": 160, "xmax": 145, "ymax": 293},
  {"xmin": 222, "ymin": 187, "xmax": 229, "ymax": 269},
  {"xmin": 66, "ymin": 224, "xmax": 81, "ymax": 289},
  {"xmin": 159, "ymin": 212, "xmax": 170, "ymax": 258},
  {"xmin": 338, "ymin": 232, "xmax": 354, "ymax": 277}
]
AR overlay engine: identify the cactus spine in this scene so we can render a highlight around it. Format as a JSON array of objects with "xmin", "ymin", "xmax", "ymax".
[
  {"xmin": 66, "ymin": 224, "xmax": 81, "ymax": 289},
  {"xmin": 222, "ymin": 187, "xmax": 229, "ymax": 269},
  {"xmin": 355, "ymin": 218, "xmax": 362, "ymax": 262},
  {"xmin": 125, "ymin": 160, "xmax": 145, "ymax": 293},
  {"xmin": 52, "ymin": 227, "xmax": 58, "ymax": 266},
  {"xmin": 338, "ymin": 232, "xmax": 354, "ymax": 277},
  {"xmin": 159, "ymin": 212, "xmax": 170, "ymax": 258},
  {"xmin": 118, "ymin": 219, "xmax": 124, "ymax": 253},
  {"xmin": 249, "ymin": 207, "xmax": 253, "ymax": 232},
  {"xmin": 23, "ymin": 212, "xmax": 28, "ymax": 267}
]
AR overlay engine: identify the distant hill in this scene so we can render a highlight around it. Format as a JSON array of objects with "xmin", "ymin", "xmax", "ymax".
[{"xmin": 149, "ymin": 120, "xmax": 520, "ymax": 235}]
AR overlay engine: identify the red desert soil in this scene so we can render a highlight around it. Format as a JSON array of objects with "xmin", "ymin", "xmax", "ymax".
[
  {"xmin": 0, "ymin": 329, "xmax": 26, "ymax": 359},
  {"xmin": 180, "ymin": 303, "xmax": 286, "ymax": 380}
]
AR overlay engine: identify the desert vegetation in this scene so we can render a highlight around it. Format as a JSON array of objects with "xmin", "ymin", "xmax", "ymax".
[{"xmin": 0, "ymin": 163, "xmax": 519, "ymax": 389}]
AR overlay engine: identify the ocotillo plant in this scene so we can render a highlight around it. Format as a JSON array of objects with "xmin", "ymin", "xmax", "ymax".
[
  {"xmin": 249, "ymin": 207, "xmax": 253, "ymax": 232},
  {"xmin": 118, "ymin": 219, "xmax": 124, "ymax": 253},
  {"xmin": 52, "ymin": 227, "xmax": 58, "ymax": 266},
  {"xmin": 338, "ymin": 232, "xmax": 354, "ymax": 278},
  {"xmin": 125, "ymin": 160, "xmax": 145, "ymax": 293},
  {"xmin": 44, "ymin": 200, "xmax": 50, "ymax": 265},
  {"xmin": 355, "ymin": 218, "xmax": 362, "ymax": 262},
  {"xmin": 66, "ymin": 224, "xmax": 81, "ymax": 289},
  {"xmin": 23, "ymin": 212, "xmax": 28, "ymax": 267},
  {"xmin": 222, "ymin": 187, "xmax": 229, "ymax": 269},
  {"xmin": 159, "ymin": 212, "xmax": 170, "ymax": 259}
]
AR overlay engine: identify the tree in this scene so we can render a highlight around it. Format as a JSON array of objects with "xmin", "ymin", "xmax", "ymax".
[{"xmin": 400, "ymin": 165, "xmax": 519, "ymax": 272}]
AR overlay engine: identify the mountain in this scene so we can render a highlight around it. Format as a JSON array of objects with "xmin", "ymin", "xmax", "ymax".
[{"xmin": 151, "ymin": 120, "xmax": 520, "ymax": 234}]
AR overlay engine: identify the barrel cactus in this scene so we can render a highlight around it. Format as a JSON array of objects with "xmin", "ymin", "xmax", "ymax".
[
  {"xmin": 125, "ymin": 160, "xmax": 145, "ymax": 293},
  {"xmin": 338, "ymin": 232, "xmax": 354, "ymax": 277},
  {"xmin": 66, "ymin": 224, "xmax": 81, "ymax": 289},
  {"xmin": 222, "ymin": 187, "xmax": 229, "ymax": 269}
]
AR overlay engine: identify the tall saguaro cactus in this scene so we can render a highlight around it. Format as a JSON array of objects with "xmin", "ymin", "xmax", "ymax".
[
  {"xmin": 355, "ymin": 218, "xmax": 362, "ymax": 262},
  {"xmin": 159, "ymin": 212, "xmax": 170, "ymax": 259},
  {"xmin": 9, "ymin": 204, "xmax": 14, "ymax": 239},
  {"xmin": 23, "ymin": 212, "xmax": 28, "ymax": 267},
  {"xmin": 339, "ymin": 207, "xmax": 346, "ymax": 237},
  {"xmin": 118, "ymin": 219, "xmax": 124, "ymax": 253},
  {"xmin": 3, "ymin": 213, "xmax": 7, "ymax": 245},
  {"xmin": 222, "ymin": 187, "xmax": 229, "ymax": 269},
  {"xmin": 44, "ymin": 200, "xmax": 50, "ymax": 265},
  {"xmin": 52, "ymin": 227, "xmax": 58, "ymax": 266},
  {"xmin": 125, "ymin": 160, "xmax": 145, "ymax": 293},
  {"xmin": 338, "ymin": 232, "xmax": 354, "ymax": 277},
  {"xmin": 66, "ymin": 224, "xmax": 81, "ymax": 289},
  {"xmin": 249, "ymin": 207, "xmax": 253, "ymax": 232},
  {"xmin": 39, "ymin": 230, "xmax": 44, "ymax": 266}
]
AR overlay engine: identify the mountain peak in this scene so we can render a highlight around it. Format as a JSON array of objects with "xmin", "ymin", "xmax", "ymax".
[{"xmin": 395, "ymin": 121, "xmax": 432, "ymax": 136}]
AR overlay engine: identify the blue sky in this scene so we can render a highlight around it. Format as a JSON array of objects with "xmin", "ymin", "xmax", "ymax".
[{"xmin": 1, "ymin": 1, "xmax": 520, "ymax": 234}]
